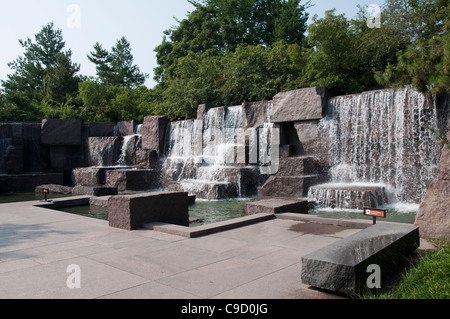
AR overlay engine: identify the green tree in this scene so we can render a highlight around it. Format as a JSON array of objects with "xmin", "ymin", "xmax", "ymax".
[
  {"xmin": 221, "ymin": 41, "xmax": 308, "ymax": 105},
  {"xmin": 78, "ymin": 80, "xmax": 110, "ymax": 121},
  {"xmin": 1, "ymin": 22, "xmax": 81, "ymax": 120},
  {"xmin": 43, "ymin": 51, "xmax": 81, "ymax": 105},
  {"xmin": 0, "ymin": 91, "xmax": 23, "ymax": 121},
  {"xmin": 158, "ymin": 41, "xmax": 309, "ymax": 120},
  {"xmin": 381, "ymin": 0, "xmax": 448, "ymax": 43},
  {"xmin": 78, "ymin": 80, "xmax": 157, "ymax": 123},
  {"xmin": 87, "ymin": 43, "xmax": 114, "ymax": 88},
  {"xmin": 272, "ymin": 0, "xmax": 310, "ymax": 46},
  {"xmin": 305, "ymin": 10, "xmax": 364, "ymax": 93},
  {"xmin": 374, "ymin": 0, "xmax": 450, "ymax": 93},
  {"xmin": 154, "ymin": 0, "xmax": 310, "ymax": 85},
  {"xmin": 160, "ymin": 50, "xmax": 223, "ymax": 120},
  {"xmin": 88, "ymin": 37, "xmax": 148, "ymax": 89},
  {"xmin": 110, "ymin": 37, "xmax": 148, "ymax": 88}
]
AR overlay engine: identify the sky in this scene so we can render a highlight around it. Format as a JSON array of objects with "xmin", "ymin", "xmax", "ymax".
[{"xmin": 0, "ymin": 0, "xmax": 385, "ymax": 88}]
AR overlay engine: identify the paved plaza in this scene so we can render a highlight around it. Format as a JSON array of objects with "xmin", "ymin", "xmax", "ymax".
[{"xmin": 0, "ymin": 198, "xmax": 429, "ymax": 300}]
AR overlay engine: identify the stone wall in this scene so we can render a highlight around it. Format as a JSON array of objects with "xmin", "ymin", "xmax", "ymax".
[
  {"xmin": 0, "ymin": 120, "xmax": 139, "ymax": 192},
  {"xmin": 1, "ymin": 86, "xmax": 448, "ymax": 213}
]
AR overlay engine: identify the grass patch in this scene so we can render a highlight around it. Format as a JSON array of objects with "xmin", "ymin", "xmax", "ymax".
[{"xmin": 364, "ymin": 240, "xmax": 450, "ymax": 299}]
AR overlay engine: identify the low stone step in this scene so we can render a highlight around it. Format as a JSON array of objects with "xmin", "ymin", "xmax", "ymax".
[
  {"xmin": 246, "ymin": 198, "xmax": 309, "ymax": 215},
  {"xmin": 89, "ymin": 196, "xmax": 112, "ymax": 208},
  {"xmin": 72, "ymin": 185, "xmax": 118, "ymax": 197},
  {"xmin": 35, "ymin": 184, "xmax": 73, "ymax": 194},
  {"xmin": 145, "ymin": 213, "xmax": 275, "ymax": 238},
  {"xmin": 165, "ymin": 180, "xmax": 239, "ymax": 200}
]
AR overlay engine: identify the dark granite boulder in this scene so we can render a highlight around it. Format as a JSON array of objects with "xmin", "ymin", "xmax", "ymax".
[{"xmin": 41, "ymin": 119, "xmax": 82, "ymax": 146}]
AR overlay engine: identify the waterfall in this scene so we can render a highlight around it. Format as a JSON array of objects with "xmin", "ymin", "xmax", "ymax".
[
  {"xmin": 163, "ymin": 106, "xmax": 248, "ymax": 199},
  {"xmin": 116, "ymin": 124, "xmax": 143, "ymax": 167},
  {"xmin": 165, "ymin": 119, "xmax": 202, "ymax": 163},
  {"xmin": 165, "ymin": 106, "xmax": 243, "ymax": 167},
  {"xmin": 89, "ymin": 124, "xmax": 143, "ymax": 168},
  {"xmin": 116, "ymin": 134, "xmax": 138, "ymax": 167},
  {"xmin": 316, "ymin": 87, "xmax": 441, "ymax": 204},
  {"xmin": 88, "ymin": 137, "xmax": 123, "ymax": 167},
  {"xmin": 259, "ymin": 123, "xmax": 274, "ymax": 166},
  {"xmin": 202, "ymin": 106, "xmax": 243, "ymax": 165}
]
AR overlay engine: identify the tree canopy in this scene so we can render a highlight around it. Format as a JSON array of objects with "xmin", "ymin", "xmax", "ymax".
[
  {"xmin": 1, "ymin": 22, "xmax": 82, "ymax": 120},
  {"xmin": 1, "ymin": 0, "xmax": 448, "ymax": 123},
  {"xmin": 154, "ymin": 0, "xmax": 310, "ymax": 84}
]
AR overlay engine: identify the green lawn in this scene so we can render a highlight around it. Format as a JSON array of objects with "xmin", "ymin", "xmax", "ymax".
[{"xmin": 363, "ymin": 240, "xmax": 450, "ymax": 299}]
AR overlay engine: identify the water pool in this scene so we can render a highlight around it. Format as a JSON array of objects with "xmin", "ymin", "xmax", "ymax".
[
  {"xmin": 3, "ymin": 193, "xmax": 417, "ymax": 226},
  {"xmin": 309, "ymin": 202, "xmax": 419, "ymax": 225},
  {"xmin": 55, "ymin": 199, "xmax": 249, "ymax": 227},
  {"xmin": 188, "ymin": 200, "xmax": 247, "ymax": 226},
  {"xmin": 57, "ymin": 205, "xmax": 109, "ymax": 221}
]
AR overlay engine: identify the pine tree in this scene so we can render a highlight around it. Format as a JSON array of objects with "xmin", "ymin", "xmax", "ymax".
[
  {"xmin": 87, "ymin": 43, "xmax": 113, "ymax": 88},
  {"xmin": 88, "ymin": 37, "xmax": 148, "ymax": 89},
  {"xmin": 1, "ymin": 22, "xmax": 81, "ymax": 117},
  {"xmin": 110, "ymin": 37, "xmax": 148, "ymax": 88}
]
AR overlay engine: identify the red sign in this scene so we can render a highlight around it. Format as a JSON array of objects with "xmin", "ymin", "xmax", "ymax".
[
  {"xmin": 364, "ymin": 208, "xmax": 386, "ymax": 218},
  {"xmin": 43, "ymin": 189, "xmax": 49, "ymax": 194}
]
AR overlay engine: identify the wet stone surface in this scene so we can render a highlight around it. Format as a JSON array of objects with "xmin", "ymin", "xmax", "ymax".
[{"xmin": 289, "ymin": 222, "xmax": 364, "ymax": 236}]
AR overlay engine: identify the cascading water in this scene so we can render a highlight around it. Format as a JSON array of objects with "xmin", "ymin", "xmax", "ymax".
[
  {"xmin": 88, "ymin": 136, "xmax": 123, "ymax": 167},
  {"xmin": 309, "ymin": 86, "xmax": 442, "ymax": 208},
  {"xmin": 202, "ymin": 105, "xmax": 243, "ymax": 165},
  {"xmin": 163, "ymin": 106, "xmax": 256, "ymax": 199},
  {"xmin": 116, "ymin": 135, "xmax": 136, "ymax": 167},
  {"xmin": 89, "ymin": 124, "xmax": 143, "ymax": 168},
  {"xmin": 116, "ymin": 125, "xmax": 143, "ymax": 167}
]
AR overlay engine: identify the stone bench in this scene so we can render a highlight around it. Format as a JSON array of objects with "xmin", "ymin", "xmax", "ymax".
[
  {"xmin": 108, "ymin": 191, "xmax": 189, "ymax": 231},
  {"xmin": 301, "ymin": 223, "xmax": 420, "ymax": 296},
  {"xmin": 89, "ymin": 196, "xmax": 112, "ymax": 208}
]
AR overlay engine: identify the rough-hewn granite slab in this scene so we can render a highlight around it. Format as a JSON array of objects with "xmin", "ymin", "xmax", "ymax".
[
  {"xmin": 108, "ymin": 191, "xmax": 189, "ymax": 230},
  {"xmin": 301, "ymin": 223, "xmax": 420, "ymax": 296},
  {"xmin": 271, "ymin": 87, "xmax": 328, "ymax": 123}
]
